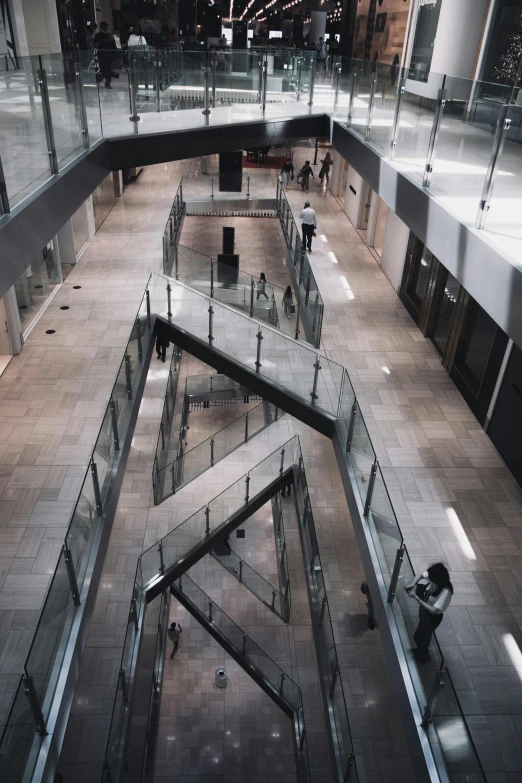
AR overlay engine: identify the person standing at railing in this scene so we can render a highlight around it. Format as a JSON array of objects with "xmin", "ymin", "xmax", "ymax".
[
  {"xmin": 406, "ymin": 563, "xmax": 453, "ymax": 662},
  {"xmin": 316, "ymin": 37, "xmax": 327, "ymax": 73},
  {"xmin": 299, "ymin": 201, "xmax": 317, "ymax": 252},
  {"xmin": 93, "ymin": 22, "xmax": 117, "ymax": 89},
  {"xmin": 256, "ymin": 273, "xmax": 269, "ymax": 300},
  {"xmin": 168, "ymin": 622, "xmax": 183, "ymax": 658},
  {"xmin": 280, "ymin": 158, "xmax": 294, "ymax": 190}
]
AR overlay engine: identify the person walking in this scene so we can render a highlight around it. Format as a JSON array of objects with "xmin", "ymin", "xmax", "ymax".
[
  {"xmin": 282, "ymin": 286, "xmax": 293, "ymax": 319},
  {"xmin": 318, "ymin": 151, "xmax": 333, "ymax": 185},
  {"xmin": 299, "ymin": 201, "xmax": 317, "ymax": 252},
  {"xmin": 93, "ymin": 22, "xmax": 116, "ymax": 89},
  {"xmin": 406, "ymin": 563, "xmax": 453, "ymax": 661},
  {"xmin": 127, "ymin": 24, "xmax": 147, "ymax": 47},
  {"xmin": 256, "ymin": 272, "xmax": 269, "ymax": 300},
  {"xmin": 281, "ymin": 474, "xmax": 292, "ymax": 497},
  {"xmin": 299, "ymin": 161, "xmax": 314, "ymax": 193},
  {"xmin": 155, "ymin": 334, "xmax": 169, "ymax": 362},
  {"xmin": 168, "ymin": 622, "xmax": 182, "ymax": 658},
  {"xmin": 280, "ymin": 158, "xmax": 294, "ymax": 190},
  {"xmin": 316, "ymin": 36, "xmax": 328, "ymax": 73}
]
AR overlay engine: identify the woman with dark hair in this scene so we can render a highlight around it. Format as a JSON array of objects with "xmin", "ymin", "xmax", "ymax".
[{"xmin": 406, "ymin": 563, "xmax": 453, "ymax": 661}]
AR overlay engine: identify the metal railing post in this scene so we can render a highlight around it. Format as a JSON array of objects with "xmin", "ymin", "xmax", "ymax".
[
  {"xmin": 422, "ymin": 671, "xmax": 445, "ymax": 728},
  {"xmin": 208, "ymin": 304, "xmax": 214, "ymax": 345},
  {"xmin": 242, "ymin": 634, "xmax": 247, "ymax": 655},
  {"xmin": 146, "ymin": 289, "xmax": 151, "ymax": 327},
  {"xmin": 271, "ymin": 589, "xmax": 276, "ymax": 610},
  {"xmin": 279, "ymin": 671, "xmax": 285, "ymax": 695},
  {"xmin": 279, "ymin": 447, "xmax": 285, "ymax": 475},
  {"xmin": 129, "ymin": 597, "xmax": 139, "ymax": 630},
  {"xmin": 239, "ymin": 559, "xmax": 243, "ymax": 582},
  {"xmin": 347, "ymin": 66, "xmax": 357, "ymax": 127},
  {"xmin": 174, "ymin": 243, "xmax": 179, "ymax": 279},
  {"xmin": 208, "ymin": 600, "xmax": 213, "ymax": 622},
  {"xmin": 329, "ymin": 662, "xmax": 340, "ymax": 698},
  {"xmin": 125, "ymin": 353, "xmax": 132, "ymax": 399},
  {"xmin": 250, "ymin": 279, "xmax": 255, "ymax": 317},
  {"xmin": 244, "ymin": 411, "xmax": 249, "ymax": 442},
  {"xmin": 160, "ymin": 421, "xmax": 165, "ymax": 451},
  {"xmin": 154, "ymin": 57, "xmax": 161, "ymax": 111},
  {"xmin": 294, "ymin": 297, "xmax": 301, "ymax": 340},
  {"xmin": 75, "ymin": 60, "xmax": 90, "ymax": 149},
  {"xmin": 389, "ymin": 73, "xmax": 406, "ymax": 160},
  {"xmin": 210, "ymin": 437, "xmax": 214, "ymax": 466},
  {"xmin": 37, "ymin": 58, "xmax": 58, "ymax": 175},
  {"xmin": 0, "ymin": 154, "xmax": 10, "ymax": 215},
  {"xmin": 365, "ymin": 62, "xmax": 378, "ymax": 141},
  {"xmin": 211, "ymin": 51, "xmax": 216, "ymax": 107},
  {"xmin": 310, "ymin": 354, "xmax": 321, "ymax": 404},
  {"xmin": 136, "ymin": 317, "xmax": 142, "ymax": 361},
  {"xmin": 308, "ymin": 59, "xmax": 316, "ymax": 108},
  {"xmin": 210, "ymin": 261, "xmax": 215, "ymax": 298},
  {"xmin": 388, "ymin": 547, "xmax": 405, "ymax": 604},
  {"xmin": 346, "ymin": 400, "xmax": 357, "ymax": 452},
  {"xmin": 128, "ymin": 56, "xmax": 141, "ymax": 133},
  {"xmin": 211, "ymin": 176, "xmax": 214, "ymax": 200},
  {"xmin": 171, "ymin": 461, "xmax": 176, "ymax": 495},
  {"xmin": 110, "ymin": 396, "xmax": 119, "ymax": 451},
  {"xmin": 158, "ymin": 541, "xmax": 165, "ymax": 573},
  {"xmin": 261, "ymin": 55, "xmax": 268, "ymax": 115},
  {"xmin": 255, "ymin": 329, "xmax": 263, "ymax": 373},
  {"xmin": 245, "ymin": 474, "xmax": 250, "ymax": 504},
  {"xmin": 205, "ymin": 505, "xmax": 210, "ymax": 536},
  {"xmin": 63, "ymin": 543, "xmax": 81, "ymax": 605},
  {"xmin": 90, "ymin": 457, "xmax": 103, "ymax": 515},
  {"xmin": 364, "ymin": 460, "xmax": 378, "ymax": 516},
  {"xmin": 246, "ymin": 175, "xmax": 250, "ymax": 199},
  {"xmin": 476, "ymin": 103, "xmax": 511, "ymax": 229},
  {"xmin": 333, "ymin": 61, "xmax": 342, "ymax": 113},
  {"xmin": 422, "ymin": 80, "xmax": 447, "ymax": 188},
  {"xmin": 318, "ymin": 593, "xmax": 328, "ymax": 627},
  {"xmin": 24, "ymin": 675, "xmax": 48, "ymax": 736},
  {"xmin": 202, "ymin": 65, "xmax": 210, "ymax": 126},
  {"xmin": 167, "ymin": 283, "xmax": 172, "ymax": 317},
  {"xmin": 119, "ymin": 668, "xmax": 129, "ymax": 703}
]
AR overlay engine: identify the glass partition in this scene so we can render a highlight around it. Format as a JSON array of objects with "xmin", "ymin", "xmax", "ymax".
[
  {"xmin": 149, "ymin": 273, "xmax": 341, "ymax": 416},
  {"xmin": 39, "ymin": 53, "xmax": 86, "ymax": 170},
  {"xmin": 0, "ymin": 675, "xmax": 41, "ymax": 783}
]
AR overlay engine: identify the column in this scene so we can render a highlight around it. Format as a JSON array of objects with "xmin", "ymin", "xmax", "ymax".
[{"xmin": 309, "ymin": 11, "xmax": 326, "ymax": 47}]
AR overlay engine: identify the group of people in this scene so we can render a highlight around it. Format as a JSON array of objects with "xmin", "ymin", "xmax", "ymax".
[
  {"xmin": 281, "ymin": 152, "xmax": 333, "ymax": 193},
  {"xmin": 92, "ymin": 22, "xmax": 149, "ymax": 89}
]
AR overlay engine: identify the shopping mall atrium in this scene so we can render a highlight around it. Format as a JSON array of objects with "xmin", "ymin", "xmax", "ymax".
[{"xmin": 0, "ymin": 0, "xmax": 521, "ymax": 782}]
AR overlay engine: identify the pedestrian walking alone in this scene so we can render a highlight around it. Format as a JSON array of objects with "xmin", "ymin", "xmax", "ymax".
[
  {"xmin": 361, "ymin": 581, "xmax": 376, "ymax": 630},
  {"xmin": 280, "ymin": 158, "xmax": 294, "ymax": 190},
  {"xmin": 282, "ymin": 286, "xmax": 293, "ymax": 319},
  {"xmin": 168, "ymin": 622, "xmax": 182, "ymax": 658},
  {"xmin": 406, "ymin": 563, "xmax": 453, "ymax": 661},
  {"xmin": 299, "ymin": 161, "xmax": 314, "ymax": 193},
  {"xmin": 155, "ymin": 334, "xmax": 169, "ymax": 362},
  {"xmin": 93, "ymin": 22, "xmax": 116, "ymax": 89},
  {"xmin": 299, "ymin": 201, "xmax": 317, "ymax": 252},
  {"xmin": 256, "ymin": 272, "xmax": 269, "ymax": 300},
  {"xmin": 318, "ymin": 152, "xmax": 333, "ymax": 185}
]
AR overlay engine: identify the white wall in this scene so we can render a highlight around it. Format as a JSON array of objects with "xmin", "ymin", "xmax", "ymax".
[
  {"xmin": 343, "ymin": 166, "xmax": 364, "ymax": 228},
  {"xmin": 9, "ymin": 0, "xmax": 61, "ymax": 55},
  {"xmin": 379, "ymin": 209, "xmax": 410, "ymax": 291}
]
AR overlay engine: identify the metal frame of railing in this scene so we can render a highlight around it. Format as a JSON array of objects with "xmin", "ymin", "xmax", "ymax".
[
  {"xmin": 162, "ymin": 177, "xmax": 185, "ymax": 276},
  {"xmin": 0, "ymin": 286, "xmax": 155, "ymax": 783}
]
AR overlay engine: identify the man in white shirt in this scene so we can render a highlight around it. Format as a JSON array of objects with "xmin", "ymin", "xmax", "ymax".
[{"xmin": 299, "ymin": 201, "xmax": 317, "ymax": 252}]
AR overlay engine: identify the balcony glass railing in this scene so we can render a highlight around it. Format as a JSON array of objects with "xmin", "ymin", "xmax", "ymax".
[
  {"xmin": 3, "ymin": 50, "xmax": 519, "ymax": 241},
  {"xmin": 0, "ymin": 287, "xmax": 153, "ymax": 783}
]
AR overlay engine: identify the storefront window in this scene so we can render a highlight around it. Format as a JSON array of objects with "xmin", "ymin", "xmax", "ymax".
[
  {"xmin": 93, "ymin": 174, "xmax": 116, "ymax": 232},
  {"xmin": 455, "ymin": 302, "xmax": 499, "ymax": 396},
  {"xmin": 482, "ymin": 1, "xmax": 522, "ymax": 100},
  {"xmin": 407, "ymin": 242, "xmax": 432, "ymax": 310},
  {"xmin": 431, "ymin": 270, "xmax": 460, "ymax": 356},
  {"xmin": 14, "ymin": 242, "xmax": 61, "ymax": 330}
]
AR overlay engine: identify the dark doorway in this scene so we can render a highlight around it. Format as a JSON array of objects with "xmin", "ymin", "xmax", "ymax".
[{"xmin": 488, "ymin": 343, "xmax": 522, "ymax": 487}]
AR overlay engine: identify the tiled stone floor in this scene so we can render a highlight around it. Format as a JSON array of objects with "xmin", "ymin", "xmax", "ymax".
[{"xmin": 2, "ymin": 137, "xmax": 521, "ymax": 782}]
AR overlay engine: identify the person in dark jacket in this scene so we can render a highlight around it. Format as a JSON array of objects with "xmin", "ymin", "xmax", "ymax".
[
  {"xmin": 299, "ymin": 161, "xmax": 314, "ymax": 193},
  {"xmin": 281, "ymin": 158, "xmax": 294, "ymax": 189},
  {"xmin": 93, "ymin": 22, "xmax": 116, "ymax": 89},
  {"xmin": 168, "ymin": 622, "xmax": 182, "ymax": 658},
  {"xmin": 155, "ymin": 334, "xmax": 169, "ymax": 362}
]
